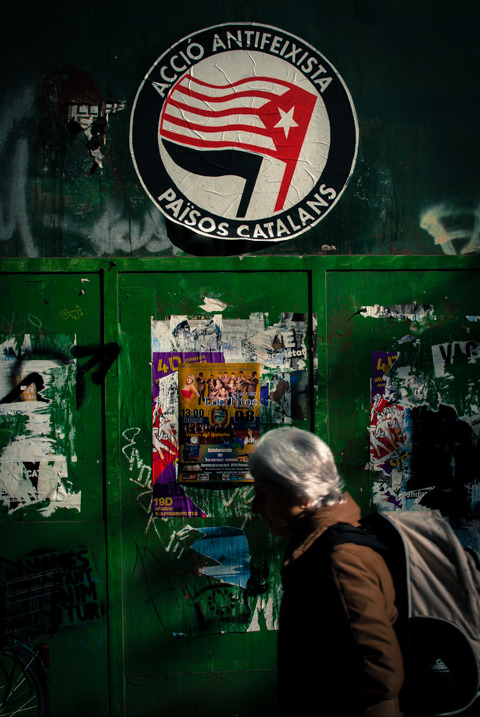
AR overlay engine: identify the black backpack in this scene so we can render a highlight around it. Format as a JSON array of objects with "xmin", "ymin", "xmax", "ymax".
[{"xmin": 320, "ymin": 510, "xmax": 480, "ymax": 716}]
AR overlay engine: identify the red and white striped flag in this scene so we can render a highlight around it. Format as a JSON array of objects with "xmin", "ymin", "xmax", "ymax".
[{"xmin": 160, "ymin": 74, "xmax": 317, "ymax": 213}]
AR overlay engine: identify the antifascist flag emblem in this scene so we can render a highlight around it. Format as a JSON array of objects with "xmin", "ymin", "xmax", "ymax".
[
  {"xmin": 130, "ymin": 23, "xmax": 358, "ymax": 242},
  {"xmin": 160, "ymin": 75, "xmax": 317, "ymax": 216}
]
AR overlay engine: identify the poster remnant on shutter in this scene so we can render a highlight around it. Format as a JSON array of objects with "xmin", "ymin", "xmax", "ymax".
[
  {"xmin": 151, "ymin": 313, "xmax": 313, "ymax": 517},
  {"xmin": 0, "ymin": 335, "xmax": 79, "ymax": 516}
]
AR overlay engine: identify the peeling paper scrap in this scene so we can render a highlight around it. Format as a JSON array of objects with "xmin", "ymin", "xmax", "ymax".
[
  {"xmin": 199, "ymin": 297, "xmax": 228, "ymax": 312},
  {"xmin": 359, "ymin": 304, "xmax": 435, "ymax": 321},
  {"xmin": 466, "ymin": 316, "xmax": 480, "ymax": 322},
  {"xmin": 191, "ymin": 526, "xmax": 251, "ymax": 589},
  {"xmin": 0, "ymin": 459, "xmax": 81, "ymax": 516},
  {"xmin": 0, "ymin": 336, "xmax": 78, "ymax": 515}
]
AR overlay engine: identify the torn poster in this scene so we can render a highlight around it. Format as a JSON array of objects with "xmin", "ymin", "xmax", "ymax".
[
  {"xmin": 152, "ymin": 317, "xmax": 230, "ymax": 517},
  {"xmin": 369, "ymin": 351, "xmax": 410, "ymax": 477},
  {"xmin": 370, "ymin": 345, "xmax": 480, "ymax": 517},
  {"xmin": 242, "ymin": 312, "xmax": 308, "ymax": 369},
  {"xmin": 0, "ymin": 335, "xmax": 80, "ymax": 516},
  {"xmin": 151, "ymin": 313, "xmax": 314, "ymax": 516},
  {"xmin": 199, "ymin": 297, "xmax": 228, "ymax": 313},
  {"xmin": 166, "ymin": 522, "xmax": 272, "ymax": 637},
  {"xmin": 178, "ymin": 363, "xmax": 260, "ymax": 483},
  {"xmin": 431, "ymin": 340, "xmax": 480, "ymax": 378},
  {"xmin": 190, "ymin": 526, "xmax": 251, "ymax": 589},
  {"xmin": 152, "ymin": 351, "xmax": 220, "ymax": 518}
]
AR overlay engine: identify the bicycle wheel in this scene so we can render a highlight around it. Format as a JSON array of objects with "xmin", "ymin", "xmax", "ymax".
[{"xmin": 0, "ymin": 645, "xmax": 49, "ymax": 716}]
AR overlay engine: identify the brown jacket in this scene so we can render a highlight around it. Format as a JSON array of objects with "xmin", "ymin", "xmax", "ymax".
[{"xmin": 278, "ymin": 493, "xmax": 404, "ymax": 717}]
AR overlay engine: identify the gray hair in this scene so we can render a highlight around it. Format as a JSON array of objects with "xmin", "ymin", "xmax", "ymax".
[{"xmin": 248, "ymin": 427, "xmax": 344, "ymax": 509}]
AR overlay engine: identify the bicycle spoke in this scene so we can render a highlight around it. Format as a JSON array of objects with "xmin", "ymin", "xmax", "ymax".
[{"xmin": 0, "ymin": 650, "xmax": 43, "ymax": 716}]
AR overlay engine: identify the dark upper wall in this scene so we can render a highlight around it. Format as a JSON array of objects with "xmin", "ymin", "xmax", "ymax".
[{"xmin": 1, "ymin": 0, "xmax": 479, "ymax": 258}]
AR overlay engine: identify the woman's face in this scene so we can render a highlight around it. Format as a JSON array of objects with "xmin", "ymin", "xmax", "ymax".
[{"xmin": 251, "ymin": 480, "xmax": 308, "ymax": 538}]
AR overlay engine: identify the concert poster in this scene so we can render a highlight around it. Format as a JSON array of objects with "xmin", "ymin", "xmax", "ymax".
[{"xmin": 178, "ymin": 363, "xmax": 260, "ymax": 483}]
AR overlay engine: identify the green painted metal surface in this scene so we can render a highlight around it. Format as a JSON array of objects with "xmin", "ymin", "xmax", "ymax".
[
  {"xmin": 116, "ymin": 268, "xmax": 312, "ymax": 715},
  {"xmin": 327, "ymin": 269, "xmax": 480, "ymax": 516},
  {"xmin": 1, "ymin": 256, "xmax": 479, "ymax": 717},
  {"xmin": 0, "ymin": 270, "xmax": 109, "ymax": 715}
]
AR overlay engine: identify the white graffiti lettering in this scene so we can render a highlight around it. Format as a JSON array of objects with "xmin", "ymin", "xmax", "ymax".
[{"xmin": 121, "ymin": 427, "xmax": 151, "ymax": 487}]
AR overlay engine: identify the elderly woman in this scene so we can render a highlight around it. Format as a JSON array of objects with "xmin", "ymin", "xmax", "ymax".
[{"xmin": 249, "ymin": 427, "xmax": 404, "ymax": 717}]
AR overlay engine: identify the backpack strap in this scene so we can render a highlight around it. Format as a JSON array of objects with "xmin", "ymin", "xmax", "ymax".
[
  {"xmin": 318, "ymin": 521, "xmax": 389, "ymax": 557},
  {"xmin": 319, "ymin": 515, "xmax": 409, "ymax": 656}
]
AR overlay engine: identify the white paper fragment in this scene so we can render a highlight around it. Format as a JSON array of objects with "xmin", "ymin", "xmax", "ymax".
[
  {"xmin": 199, "ymin": 297, "xmax": 228, "ymax": 312},
  {"xmin": 360, "ymin": 304, "xmax": 435, "ymax": 321}
]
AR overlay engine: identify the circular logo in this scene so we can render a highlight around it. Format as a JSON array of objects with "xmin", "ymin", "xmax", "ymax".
[{"xmin": 130, "ymin": 23, "xmax": 358, "ymax": 242}]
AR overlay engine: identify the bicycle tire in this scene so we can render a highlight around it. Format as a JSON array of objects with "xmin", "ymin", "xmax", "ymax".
[{"xmin": 0, "ymin": 645, "xmax": 49, "ymax": 716}]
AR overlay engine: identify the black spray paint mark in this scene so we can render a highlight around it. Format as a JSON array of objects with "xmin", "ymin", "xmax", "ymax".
[
  {"xmin": 0, "ymin": 342, "xmax": 120, "ymax": 408},
  {"xmin": 245, "ymin": 561, "xmax": 270, "ymax": 596},
  {"xmin": 181, "ymin": 570, "xmax": 252, "ymax": 628},
  {"xmin": 0, "ymin": 345, "xmax": 73, "ymax": 404},
  {"xmin": 70, "ymin": 343, "xmax": 120, "ymax": 408},
  {"xmin": 0, "ymin": 372, "xmax": 50, "ymax": 404},
  {"xmin": 132, "ymin": 544, "xmax": 178, "ymax": 632}
]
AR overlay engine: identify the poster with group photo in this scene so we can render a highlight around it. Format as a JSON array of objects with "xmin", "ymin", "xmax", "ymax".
[{"xmin": 178, "ymin": 363, "xmax": 260, "ymax": 483}]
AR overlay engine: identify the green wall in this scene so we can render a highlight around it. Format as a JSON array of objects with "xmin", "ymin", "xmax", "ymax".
[
  {"xmin": 2, "ymin": 1, "xmax": 479, "ymax": 713},
  {"xmin": 1, "ymin": 0, "xmax": 479, "ymax": 257},
  {"xmin": 1, "ymin": 255, "xmax": 479, "ymax": 715}
]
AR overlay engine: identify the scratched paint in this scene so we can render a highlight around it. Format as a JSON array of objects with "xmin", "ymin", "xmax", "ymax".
[
  {"xmin": 0, "ymin": 335, "xmax": 80, "ymax": 515},
  {"xmin": 24, "ymin": 548, "xmax": 102, "ymax": 628}
]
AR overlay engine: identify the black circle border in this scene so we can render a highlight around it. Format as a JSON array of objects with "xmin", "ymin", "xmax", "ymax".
[{"xmin": 130, "ymin": 22, "xmax": 359, "ymax": 241}]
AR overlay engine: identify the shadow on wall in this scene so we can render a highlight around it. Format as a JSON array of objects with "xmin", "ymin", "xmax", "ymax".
[
  {"xmin": 166, "ymin": 220, "xmax": 277, "ymax": 256},
  {"xmin": 409, "ymin": 404, "xmax": 480, "ymax": 517}
]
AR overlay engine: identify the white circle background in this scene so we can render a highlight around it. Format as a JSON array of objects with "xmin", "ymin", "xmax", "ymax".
[{"xmin": 158, "ymin": 50, "xmax": 330, "ymax": 220}]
